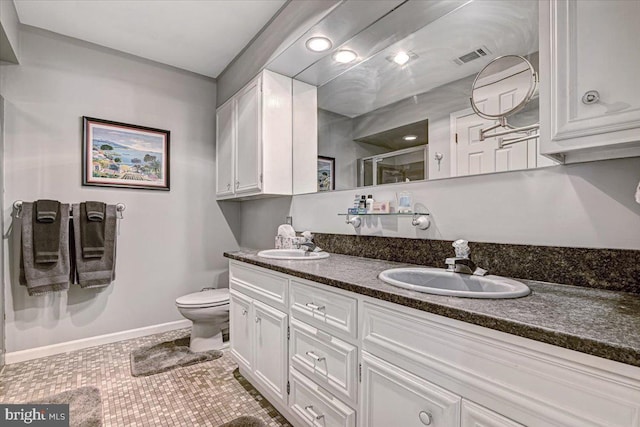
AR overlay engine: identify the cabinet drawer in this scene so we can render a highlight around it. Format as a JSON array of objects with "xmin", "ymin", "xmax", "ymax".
[
  {"xmin": 362, "ymin": 301, "xmax": 640, "ymax": 427},
  {"xmin": 230, "ymin": 261, "xmax": 288, "ymax": 310},
  {"xmin": 290, "ymin": 368, "xmax": 356, "ymax": 427},
  {"xmin": 290, "ymin": 279, "xmax": 357, "ymax": 340},
  {"xmin": 360, "ymin": 351, "xmax": 461, "ymax": 427},
  {"xmin": 462, "ymin": 400, "xmax": 523, "ymax": 427},
  {"xmin": 290, "ymin": 318, "xmax": 358, "ymax": 404}
]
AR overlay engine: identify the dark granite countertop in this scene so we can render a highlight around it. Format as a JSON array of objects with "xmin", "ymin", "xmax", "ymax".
[{"xmin": 225, "ymin": 250, "xmax": 640, "ymax": 369}]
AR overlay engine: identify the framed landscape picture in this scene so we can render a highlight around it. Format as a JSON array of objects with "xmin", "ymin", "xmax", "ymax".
[
  {"xmin": 82, "ymin": 116, "xmax": 170, "ymax": 190},
  {"xmin": 317, "ymin": 156, "xmax": 335, "ymax": 191}
]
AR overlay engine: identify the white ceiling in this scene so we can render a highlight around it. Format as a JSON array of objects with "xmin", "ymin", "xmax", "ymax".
[{"xmin": 13, "ymin": 0, "xmax": 286, "ymax": 78}]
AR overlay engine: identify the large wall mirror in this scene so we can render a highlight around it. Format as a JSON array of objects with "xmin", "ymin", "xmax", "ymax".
[{"xmin": 273, "ymin": 0, "xmax": 557, "ymax": 193}]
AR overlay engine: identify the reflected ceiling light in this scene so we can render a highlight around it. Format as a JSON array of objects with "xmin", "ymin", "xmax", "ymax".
[
  {"xmin": 388, "ymin": 51, "xmax": 418, "ymax": 66},
  {"xmin": 403, "ymin": 135, "xmax": 418, "ymax": 141},
  {"xmin": 306, "ymin": 36, "xmax": 332, "ymax": 52},
  {"xmin": 333, "ymin": 49, "xmax": 358, "ymax": 64},
  {"xmin": 394, "ymin": 52, "xmax": 411, "ymax": 65}
]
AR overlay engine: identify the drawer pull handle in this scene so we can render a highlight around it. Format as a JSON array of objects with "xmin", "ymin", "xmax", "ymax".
[
  {"xmin": 241, "ymin": 309, "xmax": 247, "ymax": 316},
  {"xmin": 304, "ymin": 405, "xmax": 324, "ymax": 420},
  {"xmin": 305, "ymin": 351, "xmax": 325, "ymax": 362},
  {"xmin": 419, "ymin": 411, "xmax": 432, "ymax": 425},
  {"xmin": 305, "ymin": 302, "xmax": 326, "ymax": 311}
]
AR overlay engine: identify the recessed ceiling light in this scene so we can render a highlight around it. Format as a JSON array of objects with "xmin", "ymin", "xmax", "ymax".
[
  {"xmin": 333, "ymin": 49, "xmax": 357, "ymax": 64},
  {"xmin": 394, "ymin": 52, "xmax": 411, "ymax": 65},
  {"xmin": 403, "ymin": 135, "xmax": 418, "ymax": 141},
  {"xmin": 306, "ymin": 36, "xmax": 332, "ymax": 52},
  {"xmin": 387, "ymin": 51, "xmax": 418, "ymax": 66}
]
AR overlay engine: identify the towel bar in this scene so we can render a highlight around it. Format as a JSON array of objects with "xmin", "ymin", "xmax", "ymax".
[{"xmin": 12, "ymin": 200, "xmax": 126, "ymax": 219}]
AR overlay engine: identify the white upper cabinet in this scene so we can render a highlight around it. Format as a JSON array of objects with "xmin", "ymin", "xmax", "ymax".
[
  {"xmin": 215, "ymin": 100, "xmax": 235, "ymax": 197},
  {"xmin": 235, "ymin": 78, "xmax": 262, "ymax": 195},
  {"xmin": 216, "ymin": 69, "xmax": 316, "ymax": 200},
  {"xmin": 540, "ymin": 0, "xmax": 640, "ymax": 163}
]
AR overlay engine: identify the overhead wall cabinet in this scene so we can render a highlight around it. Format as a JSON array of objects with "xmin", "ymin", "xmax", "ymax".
[
  {"xmin": 216, "ymin": 70, "xmax": 317, "ymax": 200},
  {"xmin": 540, "ymin": 0, "xmax": 640, "ymax": 163}
]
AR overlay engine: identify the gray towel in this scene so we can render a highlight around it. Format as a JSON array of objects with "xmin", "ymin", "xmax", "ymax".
[
  {"xmin": 85, "ymin": 200, "xmax": 105, "ymax": 222},
  {"xmin": 35, "ymin": 199, "xmax": 58, "ymax": 223},
  {"xmin": 73, "ymin": 204, "xmax": 117, "ymax": 288},
  {"xmin": 80, "ymin": 202, "xmax": 106, "ymax": 258},
  {"xmin": 33, "ymin": 199, "xmax": 62, "ymax": 263},
  {"xmin": 19, "ymin": 202, "xmax": 71, "ymax": 295}
]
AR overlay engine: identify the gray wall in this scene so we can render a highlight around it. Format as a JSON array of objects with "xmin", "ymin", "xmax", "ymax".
[
  {"xmin": 0, "ymin": 95, "xmax": 5, "ymax": 366},
  {"xmin": 241, "ymin": 157, "xmax": 640, "ymax": 251},
  {"xmin": 238, "ymin": 197, "xmax": 292, "ymax": 250},
  {"xmin": 288, "ymin": 157, "xmax": 640, "ymax": 250},
  {"xmin": 1, "ymin": 27, "xmax": 240, "ymax": 353}
]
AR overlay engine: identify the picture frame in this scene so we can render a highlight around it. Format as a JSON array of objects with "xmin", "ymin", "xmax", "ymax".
[
  {"xmin": 82, "ymin": 116, "xmax": 170, "ymax": 191},
  {"xmin": 317, "ymin": 156, "xmax": 335, "ymax": 191}
]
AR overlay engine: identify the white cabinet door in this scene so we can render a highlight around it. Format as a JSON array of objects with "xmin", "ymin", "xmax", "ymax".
[
  {"xmin": 229, "ymin": 289, "xmax": 253, "ymax": 372},
  {"xmin": 461, "ymin": 400, "xmax": 523, "ymax": 427},
  {"xmin": 215, "ymin": 99, "xmax": 235, "ymax": 197},
  {"xmin": 360, "ymin": 352, "xmax": 461, "ymax": 427},
  {"xmin": 235, "ymin": 77, "xmax": 262, "ymax": 195},
  {"xmin": 253, "ymin": 299, "xmax": 288, "ymax": 405},
  {"xmin": 541, "ymin": 0, "xmax": 640, "ymax": 161}
]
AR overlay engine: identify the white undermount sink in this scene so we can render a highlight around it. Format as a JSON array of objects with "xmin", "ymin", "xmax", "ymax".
[
  {"xmin": 257, "ymin": 249, "xmax": 330, "ymax": 260},
  {"xmin": 378, "ymin": 267, "xmax": 530, "ymax": 299}
]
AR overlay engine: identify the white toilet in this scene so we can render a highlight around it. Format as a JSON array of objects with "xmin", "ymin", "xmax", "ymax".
[{"xmin": 175, "ymin": 288, "xmax": 230, "ymax": 353}]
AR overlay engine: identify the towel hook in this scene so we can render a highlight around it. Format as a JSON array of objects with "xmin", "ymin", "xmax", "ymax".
[
  {"xmin": 116, "ymin": 203, "xmax": 126, "ymax": 219},
  {"xmin": 13, "ymin": 200, "xmax": 24, "ymax": 219}
]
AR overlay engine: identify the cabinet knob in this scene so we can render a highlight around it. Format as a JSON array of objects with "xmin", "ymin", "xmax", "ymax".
[
  {"xmin": 582, "ymin": 90, "xmax": 600, "ymax": 105},
  {"xmin": 304, "ymin": 405, "xmax": 324, "ymax": 420},
  {"xmin": 418, "ymin": 411, "xmax": 432, "ymax": 425},
  {"xmin": 227, "ymin": 183, "xmax": 231, "ymax": 190},
  {"xmin": 255, "ymin": 317, "xmax": 261, "ymax": 323},
  {"xmin": 241, "ymin": 309, "xmax": 247, "ymax": 316},
  {"xmin": 235, "ymin": 180, "xmax": 240, "ymax": 189}
]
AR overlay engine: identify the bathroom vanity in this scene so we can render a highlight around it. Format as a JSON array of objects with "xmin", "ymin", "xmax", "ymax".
[{"xmin": 225, "ymin": 251, "xmax": 640, "ymax": 427}]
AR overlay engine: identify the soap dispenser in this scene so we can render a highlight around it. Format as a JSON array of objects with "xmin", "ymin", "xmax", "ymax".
[{"xmin": 366, "ymin": 194, "xmax": 374, "ymax": 213}]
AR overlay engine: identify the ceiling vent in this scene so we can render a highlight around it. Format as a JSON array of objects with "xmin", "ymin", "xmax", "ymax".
[{"xmin": 453, "ymin": 46, "xmax": 491, "ymax": 65}]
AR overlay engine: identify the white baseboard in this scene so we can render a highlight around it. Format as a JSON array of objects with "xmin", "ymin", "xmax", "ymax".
[{"xmin": 5, "ymin": 319, "xmax": 192, "ymax": 365}]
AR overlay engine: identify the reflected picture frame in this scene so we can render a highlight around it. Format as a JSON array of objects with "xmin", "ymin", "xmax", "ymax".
[
  {"xmin": 82, "ymin": 116, "xmax": 170, "ymax": 191},
  {"xmin": 317, "ymin": 156, "xmax": 335, "ymax": 191}
]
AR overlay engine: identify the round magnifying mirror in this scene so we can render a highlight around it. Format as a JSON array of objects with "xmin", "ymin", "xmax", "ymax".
[
  {"xmin": 470, "ymin": 55, "xmax": 537, "ymax": 120},
  {"xmin": 508, "ymin": 95, "xmax": 539, "ymax": 128}
]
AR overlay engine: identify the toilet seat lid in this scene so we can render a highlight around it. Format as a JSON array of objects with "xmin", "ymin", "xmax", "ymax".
[{"xmin": 176, "ymin": 288, "xmax": 229, "ymax": 307}]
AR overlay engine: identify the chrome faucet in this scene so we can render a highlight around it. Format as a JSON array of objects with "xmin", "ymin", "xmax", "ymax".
[
  {"xmin": 445, "ymin": 239, "xmax": 488, "ymax": 276},
  {"xmin": 297, "ymin": 241, "xmax": 317, "ymax": 252},
  {"xmin": 297, "ymin": 231, "xmax": 318, "ymax": 254}
]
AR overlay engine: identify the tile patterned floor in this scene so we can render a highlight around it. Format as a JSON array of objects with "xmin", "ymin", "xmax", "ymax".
[{"xmin": 0, "ymin": 328, "xmax": 292, "ymax": 427}]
